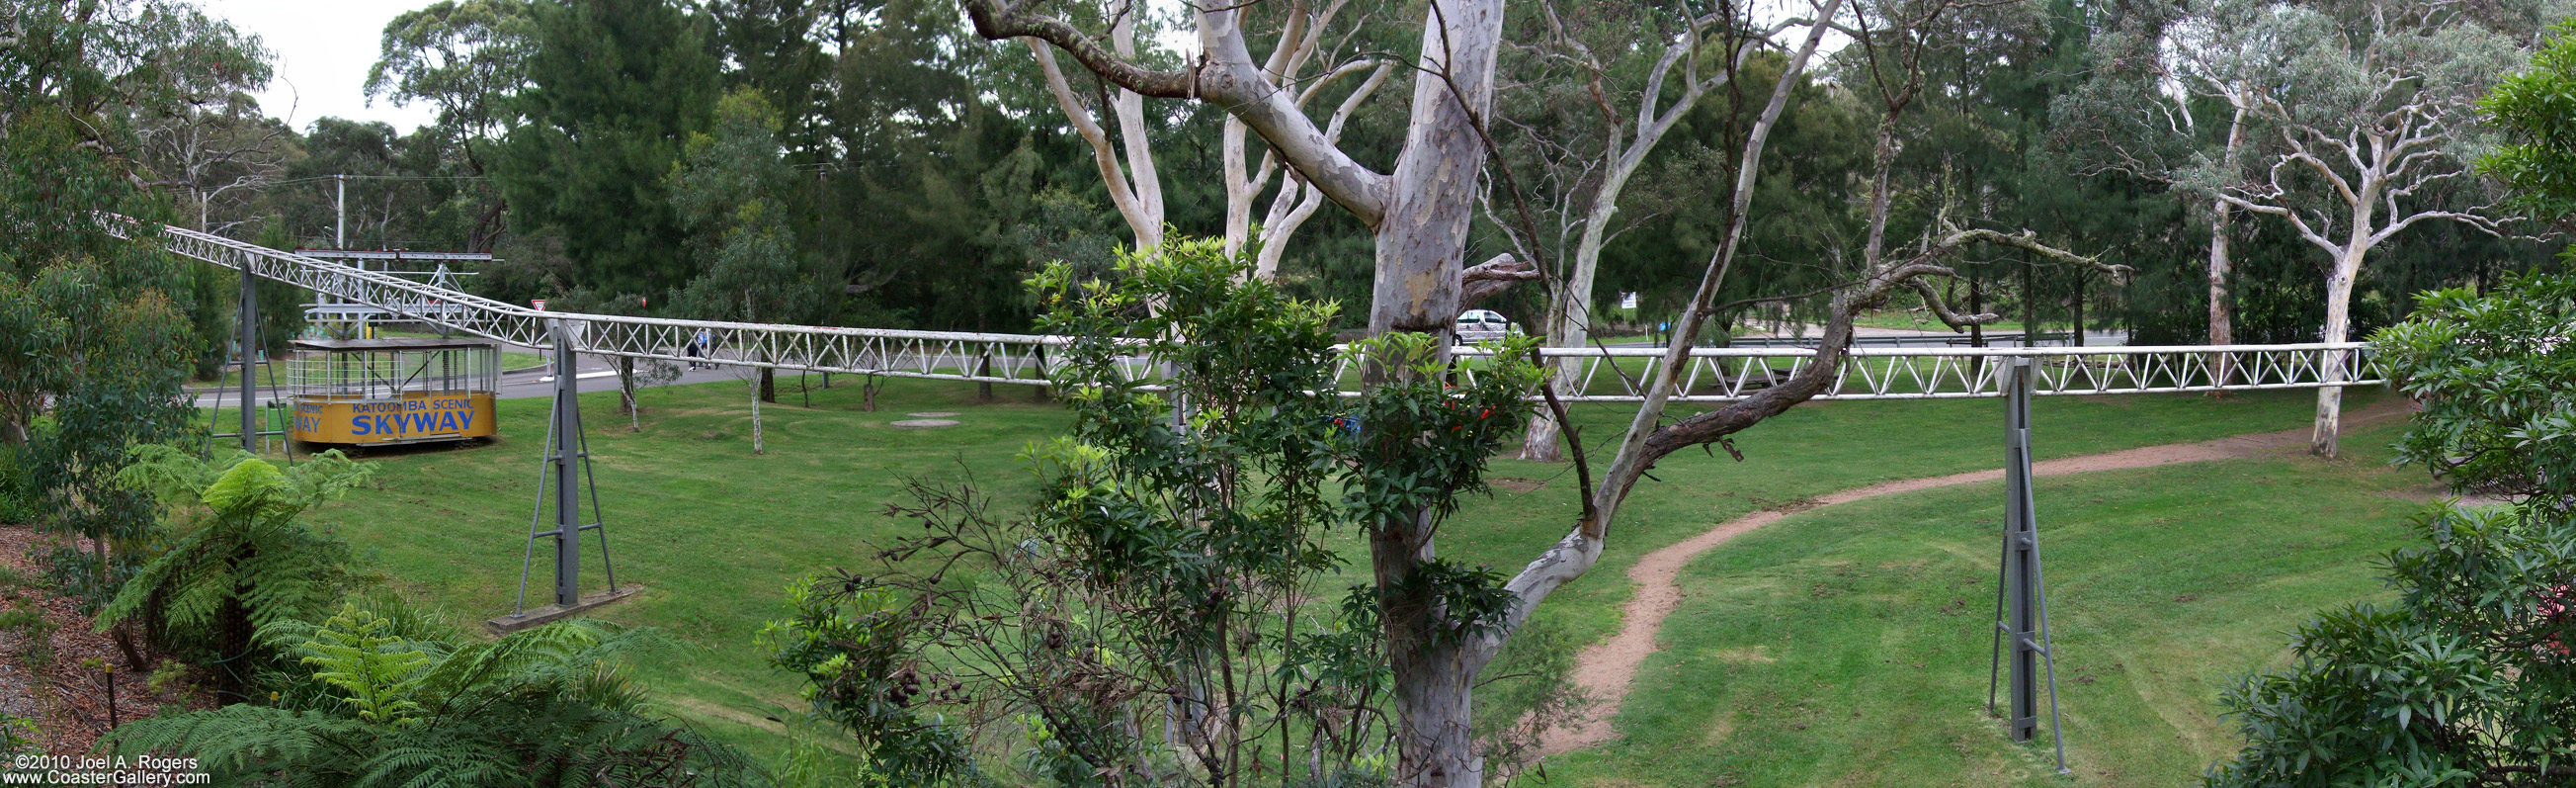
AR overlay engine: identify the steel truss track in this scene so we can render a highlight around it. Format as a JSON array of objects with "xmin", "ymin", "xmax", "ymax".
[
  {"xmin": 1440, "ymin": 342, "xmax": 2383, "ymax": 401},
  {"xmin": 117, "ymin": 216, "xmax": 2382, "ymax": 400}
]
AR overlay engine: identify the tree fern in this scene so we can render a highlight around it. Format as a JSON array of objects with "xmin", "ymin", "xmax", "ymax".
[
  {"xmin": 100, "ymin": 447, "xmax": 370, "ymax": 697},
  {"xmin": 104, "ymin": 606, "xmax": 760, "ymax": 787}
]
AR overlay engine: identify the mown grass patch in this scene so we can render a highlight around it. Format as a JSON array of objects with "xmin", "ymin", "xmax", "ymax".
[
  {"xmin": 1535, "ymin": 421, "xmax": 2425, "ymax": 786},
  {"xmin": 297, "ymin": 375, "xmax": 1070, "ymax": 760},
  {"xmin": 251, "ymin": 372, "xmax": 2381, "ymax": 771}
]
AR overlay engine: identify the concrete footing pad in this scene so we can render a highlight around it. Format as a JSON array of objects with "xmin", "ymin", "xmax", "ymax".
[{"xmin": 487, "ymin": 586, "xmax": 645, "ymax": 634}]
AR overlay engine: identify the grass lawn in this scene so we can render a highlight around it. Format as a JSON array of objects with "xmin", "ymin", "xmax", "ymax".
[
  {"xmin": 1529, "ymin": 420, "xmax": 2430, "ymax": 786},
  {"xmin": 279, "ymin": 375, "xmax": 1072, "ymax": 762},
  {"xmin": 233, "ymin": 371, "xmax": 2391, "ymax": 775}
]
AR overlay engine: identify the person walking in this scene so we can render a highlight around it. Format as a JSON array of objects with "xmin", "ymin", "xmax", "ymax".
[{"xmin": 692, "ymin": 328, "xmax": 712, "ymax": 369}]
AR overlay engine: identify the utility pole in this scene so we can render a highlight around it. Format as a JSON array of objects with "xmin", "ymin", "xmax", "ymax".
[{"xmin": 322, "ymin": 174, "xmax": 347, "ymax": 315}]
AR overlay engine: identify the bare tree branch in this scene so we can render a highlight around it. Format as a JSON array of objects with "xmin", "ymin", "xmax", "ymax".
[{"xmin": 966, "ymin": 0, "xmax": 1393, "ymax": 224}]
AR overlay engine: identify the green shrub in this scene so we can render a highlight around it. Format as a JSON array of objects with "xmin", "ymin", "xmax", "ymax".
[
  {"xmin": 0, "ymin": 714, "xmax": 33, "ymax": 759},
  {"xmin": 2208, "ymin": 274, "xmax": 2576, "ymax": 783},
  {"xmin": 2204, "ymin": 504, "xmax": 2576, "ymax": 785},
  {"xmin": 0, "ymin": 445, "xmax": 32, "ymax": 526}
]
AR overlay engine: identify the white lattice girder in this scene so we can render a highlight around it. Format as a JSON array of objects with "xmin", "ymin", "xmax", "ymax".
[
  {"xmin": 119, "ymin": 216, "xmax": 2383, "ymax": 399},
  {"xmin": 1446, "ymin": 344, "xmax": 2383, "ymax": 401}
]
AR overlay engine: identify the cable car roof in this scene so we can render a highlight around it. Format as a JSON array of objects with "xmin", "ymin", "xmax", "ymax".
[{"xmin": 291, "ymin": 338, "xmax": 502, "ymax": 352}]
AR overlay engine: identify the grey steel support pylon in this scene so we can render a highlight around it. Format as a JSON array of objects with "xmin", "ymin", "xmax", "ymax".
[
  {"xmin": 211, "ymin": 265, "xmax": 286, "ymax": 455},
  {"xmin": 238, "ymin": 266, "xmax": 259, "ymax": 453},
  {"xmin": 1988, "ymin": 357, "xmax": 2069, "ymax": 773},
  {"xmin": 515, "ymin": 319, "xmax": 620, "ymax": 613}
]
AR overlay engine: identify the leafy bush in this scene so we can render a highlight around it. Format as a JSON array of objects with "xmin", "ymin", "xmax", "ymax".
[
  {"xmin": 2373, "ymin": 273, "xmax": 2576, "ymax": 515},
  {"xmin": 2207, "ymin": 274, "xmax": 2576, "ymax": 784},
  {"xmin": 2204, "ymin": 505, "xmax": 2576, "ymax": 786},
  {"xmin": 0, "ymin": 444, "xmax": 32, "ymax": 525},
  {"xmin": 767, "ymin": 236, "xmax": 1547, "ymax": 785},
  {"xmin": 0, "ymin": 714, "xmax": 33, "ymax": 759},
  {"xmin": 105, "ymin": 604, "xmax": 759, "ymax": 787}
]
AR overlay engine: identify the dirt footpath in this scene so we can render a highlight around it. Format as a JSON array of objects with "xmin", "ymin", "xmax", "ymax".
[{"xmin": 0, "ymin": 526, "xmax": 205, "ymax": 755}]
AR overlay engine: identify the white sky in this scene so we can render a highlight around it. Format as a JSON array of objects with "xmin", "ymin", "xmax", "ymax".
[
  {"xmin": 204, "ymin": 0, "xmax": 444, "ymax": 134},
  {"xmin": 205, "ymin": 0, "xmax": 1843, "ymax": 136}
]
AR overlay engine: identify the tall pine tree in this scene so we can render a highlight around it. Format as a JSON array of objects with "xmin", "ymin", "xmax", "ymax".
[{"xmin": 499, "ymin": 0, "xmax": 719, "ymax": 300}]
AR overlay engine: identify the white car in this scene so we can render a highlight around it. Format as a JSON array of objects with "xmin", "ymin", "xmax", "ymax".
[{"xmin": 1454, "ymin": 308, "xmax": 1518, "ymax": 345}]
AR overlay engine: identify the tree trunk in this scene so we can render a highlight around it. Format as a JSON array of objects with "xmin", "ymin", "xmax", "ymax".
[
  {"xmin": 2312, "ymin": 178, "xmax": 2377, "ymax": 458},
  {"xmin": 1968, "ymin": 272, "xmax": 1985, "ymax": 347},
  {"xmin": 760, "ymin": 367, "xmax": 776, "ymax": 404},
  {"xmin": 2207, "ymin": 100, "xmax": 2246, "ymax": 389},
  {"xmin": 2207, "ymin": 195, "xmax": 2235, "ymax": 383},
  {"xmin": 621, "ymin": 357, "xmax": 640, "ymax": 431},
  {"xmin": 1368, "ymin": 1, "xmax": 1504, "ymax": 784},
  {"xmin": 1374, "ymin": 514, "xmax": 1482, "ymax": 786},
  {"xmin": 2072, "ymin": 272, "xmax": 2085, "ymax": 347},
  {"xmin": 750, "ymin": 376, "xmax": 765, "ymax": 456},
  {"xmin": 1519, "ymin": 406, "xmax": 1564, "ymax": 462},
  {"xmin": 2312, "ymin": 243, "xmax": 2363, "ymax": 458},
  {"xmin": 216, "ymin": 547, "xmax": 254, "ymax": 703},
  {"xmin": 1224, "ymin": 115, "xmax": 1256, "ymax": 259}
]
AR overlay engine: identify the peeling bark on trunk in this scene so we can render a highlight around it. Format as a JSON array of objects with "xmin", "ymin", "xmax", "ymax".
[
  {"xmin": 1365, "ymin": 3, "xmax": 1504, "ymax": 784},
  {"xmin": 2313, "ymin": 200, "xmax": 2370, "ymax": 458}
]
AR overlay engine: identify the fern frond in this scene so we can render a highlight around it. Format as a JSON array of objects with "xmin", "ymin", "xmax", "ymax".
[
  {"xmin": 103, "ymin": 703, "xmax": 369, "ymax": 781},
  {"xmin": 91, "ymin": 522, "xmax": 219, "ymax": 632},
  {"xmin": 300, "ymin": 606, "xmax": 431, "ymax": 725}
]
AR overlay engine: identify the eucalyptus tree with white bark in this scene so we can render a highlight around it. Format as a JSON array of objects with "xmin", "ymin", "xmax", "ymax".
[
  {"xmin": 1213, "ymin": 0, "xmax": 1402, "ymax": 276},
  {"xmin": 965, "ymin": 0, "xmax": 1591, "ymax": 780},
  {"xmin": 1507, "ymin": 3, "xmax": 1785, "ymax": 462},
  {"xmin": 2161, "ymin": 0, "xmax": 2286, "ymax": 381},
  {"xmin": 2182, "ymin": 0, "xmax": 2534, "ymax": 457},
  {"xmin": 138, "ymin": 94, "xmax": 291, "ymax": 236},
  {"xmin": 1028, "ymin": 0, "xmax": 1397, "ymax": 273},
  {"xmin": 962, "ymin": 0, "xmax": 2112, "ymax": 782},
  {"xmin": 1027, "ymin": 0, "xmax": 1165, "ymax": 253}
]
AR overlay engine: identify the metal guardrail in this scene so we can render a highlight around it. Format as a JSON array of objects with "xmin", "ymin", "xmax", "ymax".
[{"xmin": 118, "ymin": 216, "xmax": 2382, "ymax": 401}]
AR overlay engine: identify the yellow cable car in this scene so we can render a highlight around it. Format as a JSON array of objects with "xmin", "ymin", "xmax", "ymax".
[{"xmin": 289, "ymin": 338, "xmax": 501, "ymax": 446}]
